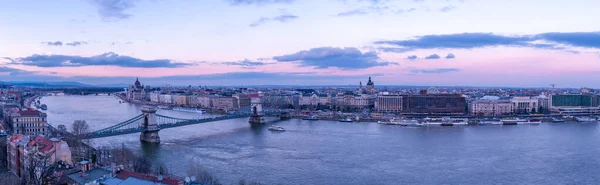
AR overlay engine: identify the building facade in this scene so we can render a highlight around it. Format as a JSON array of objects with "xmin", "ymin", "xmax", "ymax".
[
  {"xmin": 511, "ymin": 96, "xmax": 538, "ymax": 114},
  {"xmin": 125, "ymin": 78, "xmax": 147, "ymax": 101},
  {"xmin": 401, "ymin": 94, "xmax": 466, "ymax": 115},
  {"xmin": 375, "ymin": 95, "xmax": 402, "ymax": 113},
  {"xmin": 11, "ymin": 108, "xmax": 48, "ymax": 136},
  {"xmin": 470, "ymin": 100, "xmax": 514, "ymax": 116}
]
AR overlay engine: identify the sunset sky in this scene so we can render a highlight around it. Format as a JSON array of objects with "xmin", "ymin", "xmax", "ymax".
[{"xmin": 1, "ymin": 0, "xmax": 599, "ymax": 87}]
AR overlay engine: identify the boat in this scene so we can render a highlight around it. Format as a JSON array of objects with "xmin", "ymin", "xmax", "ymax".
[
  {"xmin": 40, "ymin": 104, "xmax": 47, "ymax": 110},
  {"xmin": 479, "ymin": 121, "xmax": 504, "ymax": 125},
  {"xmin": 401, "ymin": 119, "xmax": 426, "ymax": 127},
  {"xmin": 501, "ymin": 118, "xmax": 526, "ymax": 125},
  {"xmin": 173, "ymin": 107, "xmax": 206, "ymax": 114},
  {"xmin": 157, "ymin": 105, "xmax": 171, "ymax": 110},
  {"xmin": 268, "ymin": 126, "xmax": 285, "ymax": 131},
  {"xmin": 575, "ymin": 117, "xmax": 596, "ymax": 122},
  {"xmin": 551, "ymin": 118, "xmax": 565, "ymax": 123},
  {"xmin": 302, "ymin": 115, "xmax": 319, "ymax": 121},
  {"xmin": 339, "ymin": 117, "xmax": 354, "ymax": 122},
  {"xmin": 518, "ymin": 119, "xmax": 541, "ymax": 125},
  {"xmin": 378, "ymin": 118, "xmax": 402, "ymax": 125}
]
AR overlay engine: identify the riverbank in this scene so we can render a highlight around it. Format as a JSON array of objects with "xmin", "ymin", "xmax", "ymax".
[{"xmin": 115, "ymin": 93, "xmax": 229, "ymax": 114}]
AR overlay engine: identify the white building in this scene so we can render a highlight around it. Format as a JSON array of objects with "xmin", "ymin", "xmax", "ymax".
[
  {"xmin": 375, "ymin": 95, "xmax": 402, "ymax": 112},
  {"xmin": 470, "ymin": 100, "xmax": 514, "ymax": 116},
  {"xmin": 511, "ymin": 96, "xmax": 538, "ymax": 114}
]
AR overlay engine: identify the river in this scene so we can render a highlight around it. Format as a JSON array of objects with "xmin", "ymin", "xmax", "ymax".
[{"xmin": 41, "ymin": 95, "xmax": 600, "ymax": 185}]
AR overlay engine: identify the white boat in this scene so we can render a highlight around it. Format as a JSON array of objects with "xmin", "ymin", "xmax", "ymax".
[
  {"xmin": 551, "ymin": 118, "xmax": 565, "ymax": 123},
  {"xmin": 501, "ymin": 118, "xmax": 527, "ymax": 125},
  {"xmin": 480, "ymin": 121, "xmax": 503, "ymax": 125},
  {"xmin": 378, "ymin": 118, "xmax": 402, "ymax": 125},
  {"xmin": 268, "ymin": 126, "xmax": 285, "ymax": 131},
  {"xmin": 401, "ymin": 119, "xmax": 426, "ymax": 127},
  {"xmin": 518, "ymin": 119, "xmax": 541, "ymax": 125},
  {"xmin": 339, "ymin": 117, "xmax": 354, "ymax": 122},
  {"xmin": 157, "ymin": 105, "xmax": 171, "ymax": 110},
  {"xmin": 172, "ymin": 107, "xmax": 206, "ymax": 114},
  {"xmin": 575, "ymin": 117, "xmax": 596, "ymax": 122}
]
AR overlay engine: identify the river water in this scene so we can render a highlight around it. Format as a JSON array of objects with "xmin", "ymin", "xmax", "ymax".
[{"xmin": 41, "ymin": 95, "xmax": 600, "ymax": 185}]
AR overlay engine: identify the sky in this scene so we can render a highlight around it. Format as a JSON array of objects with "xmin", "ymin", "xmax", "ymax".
[{"xmin": 1, "ymin": 0, "xmax": 600, "ymax": 87}]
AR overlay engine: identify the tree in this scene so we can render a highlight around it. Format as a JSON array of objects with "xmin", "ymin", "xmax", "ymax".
[
  {"xmin": 57, "ymin": 124, "xmax": 67, "ymax": 133},
  {"xmin": 187, "ymin": 165, "xmax": 222, "ymax": 185},
  {"xmin": 25, "ymin": 153, "xmax": 51, "ymax": 185},
  {"xmin": 0, "ymin": 139, "xmax": 7, "ymax": 172},
  {"xmin": 132, "ymin": 156, "xmax": 151, "ymax": 174},
  {"xmin": 71, "ymin": 120, "xmax": 90, "ymax": 136}
]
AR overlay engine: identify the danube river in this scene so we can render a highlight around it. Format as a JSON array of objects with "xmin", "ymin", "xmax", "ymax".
[{"xmin": 41, "ymin": 95, "xmax": 600, "ymax": 185}]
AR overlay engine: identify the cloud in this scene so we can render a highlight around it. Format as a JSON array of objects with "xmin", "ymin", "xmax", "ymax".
[
  {"xmin": 42, "ymin": 41, "xmax": 63, "ymax": 46},
  {"xmin": 221, "ymin": 59, "xmax": 272, "ymax": 66},
  {"xmin": 249, "ymin": 14, "xmax": 298, "ymax": 27},
  {"xmin": 90, "ymin": 0, "xmax": 136, "ymax": 21},
  {"xmin": 273, "ymin": 47, "xmax": 393, "ymax": 69},
  {"xmin": 445, "ymin": 53, "xmax": 455, "ymax": 59},
  {"xmin": 440, "ymin": 5, "xmax": 456, "ymax": 12},
  {"xmin": 406, "ymin": 55, "xmax": 418, "ymax": 60},
  {"xmin": 336, "ymin": 9, "xmax": 369, "ymax": 16},
  {"xmin": 424, "ymin": 54, "xmax": 440, "ymax": 59},
  {"xmin": 535, "ymin": 32, "xmax": 600, "ymax": 49},
  {"xmin": 226, "ymin": 0, "xmax": 294, "ymax": 6},
  {"xmin": 375, "ymin": 32, "xmax": 600, "ymax": 53},
  {"xmin": 42, "ymin": 41, "xmax": 88, "ymax": 47},
  {"xmin": 0, "ymin": 71, "xmax": 384, "ymax": 86},
  {"xmin": 0, "ymin": 66, "xmax": 32, "ymax": 76},
  {"xmin": 65, "ymin": 41, "xmax": 88, "ymax": 46},
  {"xmin": 411, "ymin": 68, "xmax": 460, "ymax": 74},
  {"xmin": 335, "ymin": 1, "xmax": 406, "ymax": 17},
  {"xmin": 8, "ymin": 52, "xmax": 190, "ymax": 68}
]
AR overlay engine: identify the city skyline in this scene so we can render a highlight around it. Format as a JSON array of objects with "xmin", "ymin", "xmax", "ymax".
[{"xmin": 1, "ymin": 0, "xmax": 600, "ymax": 87}]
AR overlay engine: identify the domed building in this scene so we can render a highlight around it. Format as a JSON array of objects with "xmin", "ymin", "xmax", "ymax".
[
  {"xmin": 126, "ymin": 78, "xmax": 147, "ymax": 101},
  {"xmin": 365, "ymin": 77, "xmax": 375, "ymax": 94}
]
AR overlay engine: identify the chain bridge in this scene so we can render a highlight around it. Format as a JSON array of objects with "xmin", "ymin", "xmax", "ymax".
[{"xmin": 79, "ymin": 103, "xmax": 290, "ymax": 143}]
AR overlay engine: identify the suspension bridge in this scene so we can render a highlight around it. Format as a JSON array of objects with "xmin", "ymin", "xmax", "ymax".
[{"xmin": 78, "ymin": 100, "xmax": 290, "ymax": 143}]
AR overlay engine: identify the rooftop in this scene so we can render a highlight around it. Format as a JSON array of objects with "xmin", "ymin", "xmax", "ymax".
[{"xmin": 67, "ymin": 168, "xmax": 111, "ymax": 185}]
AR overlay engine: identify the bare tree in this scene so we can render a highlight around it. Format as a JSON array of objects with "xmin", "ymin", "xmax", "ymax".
[
  {"xmin": 155, "ymin": 163, "xmax": 169, "ymax": 176},
  {"xmin": 132, "ymin": 156, "xmax": 151, "ymax": 174},
  {"xmin": 187, "ymin": 165, "xmax": 222, "ymax": 185},
  {"xmin": 57, "ymin": 124, "xmax": 67, "ymax": 133},
  {"xmin": 25, "ymin": 153, "xmax": 51, "ymax": 185},
  {"xmin": 0, "ymin": 139, "xmax": 7, "ymax": 172},
  {"xmin": 71, "ymin": 120, "xmax": 90, "ymax": 136}
]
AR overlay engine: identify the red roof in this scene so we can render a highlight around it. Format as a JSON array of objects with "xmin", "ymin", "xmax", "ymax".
[
  {"xmin": 28, "ymin": 136, "xmax": 54, "ymax": 153},
  {"xmin": 18, "ymin": 108, "xmax": 41, "ymax": 116},
  {"xmin": 8, "ymin": 134, "xmax": 25, "ymax": 144},
  {"xmin": 115, "ymin": 170, "xmax": 182, "ymax": 185},
  {"xmin": 248, "ymin": 94, "xmax": 260, "ymax": 98}
]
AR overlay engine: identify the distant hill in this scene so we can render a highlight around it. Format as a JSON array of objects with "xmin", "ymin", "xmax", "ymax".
[{"xmin": 4, "ymin": 81, "xmax": 92, "ymax": 87}]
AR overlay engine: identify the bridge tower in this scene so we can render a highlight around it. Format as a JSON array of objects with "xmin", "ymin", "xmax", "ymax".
[
  {"xmin": 140, "ymin": 107, "xmax": 161, "ymax": 143},
  {"xmin": 249, "ymin": 96, "xmax": 265, "ymax": 124}
]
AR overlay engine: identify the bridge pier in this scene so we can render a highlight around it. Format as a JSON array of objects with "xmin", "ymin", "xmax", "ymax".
[
  {"xmin": 249, "ymin": 96, "xmax": 266, "ymax": 124},
  {"xmin": 249, "ymin": 115, "xmax": 265, "ymax": 124},
  {"xmin": 140, "ymin": 107, "xmax": 161, "ymax": 143}
]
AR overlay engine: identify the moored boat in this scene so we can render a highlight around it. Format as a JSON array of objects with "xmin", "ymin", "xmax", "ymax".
[
  {"xmin": 339, "ymin": 117, "xmax": 354, "ymax": 122},
  {"xmin": 157, "ymin": 105, "xmax": 171, "ymax": 110},
  {"xmin": 173, "ymin": 107, "xmax": 206, "ymax": 114},
  {"xmin": 575, "ymin": 117, "xmax": 596, "ymax": 122},
  {"xmin": 302, "ymin": 115, "xmax": 319, "ymax": 121},
  {"xmin": 501, "ymin": 118, "xmax": 526, "ymax": 125},
  {"xmin": 551, "ymin": 118, "xmax": 565, "ymax": 123},
  {"xmin": 518, "ymin": 119, "xmax": 541, "ymax": 125},
  {"xmin": 268, "ymin": 126, "xmax": 285, "ymax": 131}
]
